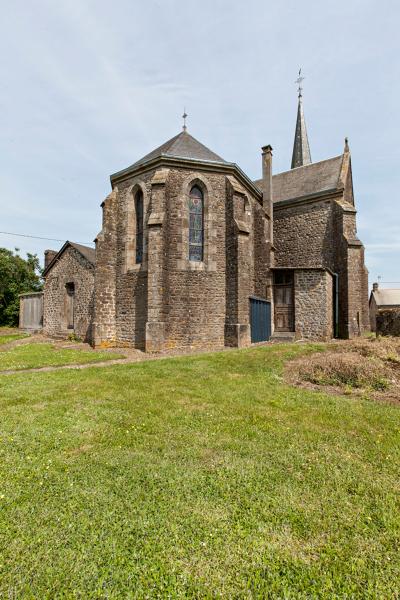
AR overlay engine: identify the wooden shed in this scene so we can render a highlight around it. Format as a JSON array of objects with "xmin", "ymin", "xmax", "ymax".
[{"xmin": 19, "ymin": 292, "xmax": 44, "ymax": 331}]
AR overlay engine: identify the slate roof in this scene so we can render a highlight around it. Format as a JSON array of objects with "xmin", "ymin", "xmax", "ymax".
[
  {"xmin": 120, "ymin": 130, "xmax": 227, "ymax": 173},
  {"xmin": 254, "ymin": 155, "xmax": 343, "ymax": 203},
  {"xmin": 291, "ymin": 94, "xmax": 312, "ymax": 169},
  {"xmin": 371, "ymin": 289, "xmax": 400, "ymax": 307},
  {"xmin": 43, "ymin": 241, "xmax": 95, "ymax": 276},
  {"xmin": 69, "ymin": 242, "xmax": 96, "ymax": 265}
]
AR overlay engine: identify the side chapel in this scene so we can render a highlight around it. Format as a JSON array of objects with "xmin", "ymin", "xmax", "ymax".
[{"xmin": 42, "ymin": 86, "xmax": 369, "ymax": 350}]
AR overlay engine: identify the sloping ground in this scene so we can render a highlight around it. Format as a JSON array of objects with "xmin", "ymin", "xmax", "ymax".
[
  {"xmin": 0, "ymin": 343, "xmax": 399, "ymax": 597},
  {"xmin": 0, "ymin": 338, "xmax": 125, "ymax": 371},
  {"xmin": 288, "ymin": 336, "xmax": 400, "ymax": 403},
  {"xmin": 0, "ymin": 343, "xmax": 127, "ymax": 371},
  {"xmin": 0, "ymin": 330, "xmax": 29, "ymax": 345}
]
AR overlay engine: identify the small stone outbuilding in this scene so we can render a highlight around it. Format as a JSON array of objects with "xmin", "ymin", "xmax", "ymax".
[
  {"xmin": 42, "ymin": 242, "xmax": 95, "ymax": 342},
  {"xmin": 369, "ymin": 282, "xmax": 400, "ymax": 334}
]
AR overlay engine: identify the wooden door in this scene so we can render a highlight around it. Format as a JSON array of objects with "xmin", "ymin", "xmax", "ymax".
[
  {"xmin": 274, "ymin": 271, "xmax": 294, "ymax": 331},
  {"xmin": 65, "ymin": 283, "xmax": 75, "ymax": 330}
]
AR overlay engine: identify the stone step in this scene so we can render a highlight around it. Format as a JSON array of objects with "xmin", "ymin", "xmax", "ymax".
[{"xmin": 270, "ymin": 332, "xmax": 296, "ymax": 343}]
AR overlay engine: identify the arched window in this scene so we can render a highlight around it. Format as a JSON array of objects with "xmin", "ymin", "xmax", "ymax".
[
  {"xmin": 189, "ymin": 185, "xmax": 203, "ymax": 261},
  {"xmin": 135, "ymin": 190, "xmax": 144, "ymax": 264}
]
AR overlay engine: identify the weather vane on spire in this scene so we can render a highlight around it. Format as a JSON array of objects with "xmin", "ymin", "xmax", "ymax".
[
  {"xmin": 295, "ymin": 68, "xmax": 305, "ymax": 97},
  {"xmin": 182, "ymin": 108, "xmax": 188, "ymax": 132}
]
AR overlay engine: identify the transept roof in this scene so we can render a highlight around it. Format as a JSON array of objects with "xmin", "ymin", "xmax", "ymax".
[{"xmin": 254, "ymin": 155, "xmax": 343, "ymax": 203}]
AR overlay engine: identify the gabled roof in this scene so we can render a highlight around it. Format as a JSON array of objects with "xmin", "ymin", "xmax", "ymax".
[
  {"xmin": 112, "ymin": 130, "xmax": 227, "ymax": 177},
  {"xmin": 370, "ymin": 289, "xmax": 400, "ymax": 307},
  {"xmin": 43, "ymin": 241, "xmax": 95, "ymax": 276},
  {"xmin": 254, "ymin": 155, "xmax": 343, "ymax": 203}
]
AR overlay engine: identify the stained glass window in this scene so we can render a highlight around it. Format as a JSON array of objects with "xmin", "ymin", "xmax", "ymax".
[
  {"xmin": 189, "ymin": 185, "xmax": 203, "ymax": 262},
  {"xmin": 135, "ymin": 190, "xmax": 144, "ymax": 264}
]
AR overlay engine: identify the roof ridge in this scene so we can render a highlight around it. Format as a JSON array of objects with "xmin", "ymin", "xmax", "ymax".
[
  {"xmin": 273, "ymin": 154, "xmax": 343, "ymax": 178},
  {"xmin": 43, "ymin": 241, "xmax": 95, "ymax": 276},
  {"xmin": 112, "ymin": 130, "xmax": 227, "ymax": 177},
  {"xmin": 69, "ymin": 241, "xmax": 95, "ymax": 252}
]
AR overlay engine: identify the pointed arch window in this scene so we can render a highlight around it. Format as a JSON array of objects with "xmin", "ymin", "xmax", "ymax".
[
  {"xmin": 135, "ymin": 190, "xmax": 144, "ymax": 264},
  {"xmin": 189, "ymin": 185, "xmax": 204, "ymax": 262}
]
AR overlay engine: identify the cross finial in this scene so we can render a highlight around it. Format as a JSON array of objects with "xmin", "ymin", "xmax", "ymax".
[
  {"xmin": 182, "ymin": 108, "xmax": 188, "ymax": 132},
  {"xmin": 295, "ymin": 68, "xmax": 305, "ymax": 97}
]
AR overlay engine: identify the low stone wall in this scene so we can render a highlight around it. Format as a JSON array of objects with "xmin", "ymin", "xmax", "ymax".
[{"xmin": 376, "ymin": 308, "xmax": 400, "ymax": 337}]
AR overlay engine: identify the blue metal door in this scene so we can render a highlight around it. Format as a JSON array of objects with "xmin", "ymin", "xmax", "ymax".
[{"xmin": 250, "ymin": 297, "xmax": 271, "ymax": 343}]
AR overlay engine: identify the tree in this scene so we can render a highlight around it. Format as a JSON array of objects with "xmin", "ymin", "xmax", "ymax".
[{"xmin": 0, "ymin": 248, "xmax": 43, "ymax": 326}]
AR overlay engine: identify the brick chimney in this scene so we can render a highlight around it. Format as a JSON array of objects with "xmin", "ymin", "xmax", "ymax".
[
  {"xmin": 44, "ymin": 249, "xmax": 57, "ymax": 270},
  {"xmin": 372, "ymin": 282, "xmax": 379, "ymax": 292}
]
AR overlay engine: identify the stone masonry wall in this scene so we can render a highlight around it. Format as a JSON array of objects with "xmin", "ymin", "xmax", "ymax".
[
  {"xmin": 94, "ymin": 164, "xmax": 270, "ymax": 351},
  {"xmin": 274, "ymin": 194, "xmax": 368, "ymax": 340},
  {"xmin": 333, "ymin": 201, "xmax": 369, "ymax": 338},
  {"xmin": 376, "ymin": 308, "xmax": 400, "ymax": 337},
  {"xmin": 294, "ymin": 269, "xmax": 333, "ymax": 340},
  {"xmin": 273, "ymin": 199, "xmax": 335, "ymax": 269},
  {"xmin": 93, "ymin": 190, "xmax": 118, "ymax": 346},
  {"xmin": 43, "ymin": 246, "xmax": 95, "ymax": 342},
  {"xmin": 113, "ymin": 173, "xmax": 154, "ymax": 349}
]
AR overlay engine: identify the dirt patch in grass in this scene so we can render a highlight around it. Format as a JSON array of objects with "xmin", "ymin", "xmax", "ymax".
[{"xmin": 287, "ymin": 336, "xmax": 400, "ymax": 403}]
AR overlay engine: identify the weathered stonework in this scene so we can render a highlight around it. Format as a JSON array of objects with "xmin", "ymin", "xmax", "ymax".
[
  {"xmin": 273, "ymin": 189, "xmax": 368, "ymax": 340},
  {"xmin": 43, "ymin": 245, "xmax": 94, "ymax": 342},
  {"xmin": 294, "ymin": 269, "xmax": 333, "ymax": 340},
  {"xmin": 376, "ymin": 309, "xmax": 400, "ymax": 337},
  {"xmin": 93, "ymin": 161, "xmax": 271, "ymax": 352},
  {"xmin": 42, "ymin": 128, "xmax": 369, "ymax": 350}
]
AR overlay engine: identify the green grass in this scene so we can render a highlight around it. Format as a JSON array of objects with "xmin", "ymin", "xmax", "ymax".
[
  {"xmin": 0, "ymin": 343, "xmax": 399, "ymax": 597},
  {"xmin": 0, "ymin": 333, "xmax": 29, "ymax": 345},
  {"xmin": 0, "ymin": 343, "xmax": 125, "ymax": 371}
]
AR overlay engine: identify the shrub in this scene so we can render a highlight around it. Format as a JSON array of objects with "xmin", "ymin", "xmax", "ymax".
[
  {"xmin": 298, "ymin": 352, "xmax": 390, "ymax": 391},
  {"xmin": 337, "ymin": 336, "xmax": 400, "ymax": 363},
  {"xmin": 67, "ymin": 332, "xmax": 82, "ymax": 343},
  {"xmin": 0, "ymin": 248, "xmax": 42, "ymax": 326}
]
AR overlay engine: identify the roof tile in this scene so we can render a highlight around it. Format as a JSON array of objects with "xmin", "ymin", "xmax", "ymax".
[{"xmin": 254, "ymin": 155, "xmax": 343, "ymax": 203}]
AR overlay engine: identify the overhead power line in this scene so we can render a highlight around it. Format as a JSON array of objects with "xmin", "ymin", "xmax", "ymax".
[{"xmin": 0, "ymin": 231, "xmax": 94, "ymax": 245}]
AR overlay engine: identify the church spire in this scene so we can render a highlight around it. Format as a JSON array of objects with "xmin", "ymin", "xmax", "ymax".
[{"xmin": 291, "ymin": 69, "xmax": 312, "ymax": 169}]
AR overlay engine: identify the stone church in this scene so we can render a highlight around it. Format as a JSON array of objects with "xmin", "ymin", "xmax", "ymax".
[{"xmin": 42, "ymin": 90, "xmax": 369, "ymax": 351}]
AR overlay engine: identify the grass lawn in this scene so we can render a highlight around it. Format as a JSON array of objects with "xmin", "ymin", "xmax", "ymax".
[
  {"xmin": 0, "ymin": 344, "xmax": 399, "ymax": 597},
  {"xmin": 0, "ymin": 333, "xmax": 29, "ymax": 345},
  {"xmin": 0, "ymin": 343, "xmax": 125, "ymax": 371}
]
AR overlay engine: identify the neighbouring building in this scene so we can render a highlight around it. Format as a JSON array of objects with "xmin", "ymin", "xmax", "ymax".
[
  {"xmin": 42, "ymin": 86, "xmax": 369, "ymax": 350},
  {"xmin": 42, "ymin": 242, "xmax": 95, "ymax": 342},
  {"xmin": 369, "ymin": 282, "xmax": 400, "ymax": 334}
]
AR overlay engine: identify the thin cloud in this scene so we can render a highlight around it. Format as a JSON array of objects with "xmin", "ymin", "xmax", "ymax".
[{"xmin": 0, "ymin": 0, "xmax": 399, "ymax": 287}]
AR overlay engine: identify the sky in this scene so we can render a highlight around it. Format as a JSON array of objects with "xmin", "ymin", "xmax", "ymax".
[{"xmin": 1, "ymin": 0, "xmax": 399, "ymax": 288}]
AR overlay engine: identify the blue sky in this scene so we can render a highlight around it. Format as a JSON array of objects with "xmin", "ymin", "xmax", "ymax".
[{"xmin": 1, "ymin": 0, "xmax": 399, "ymax": 287}]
